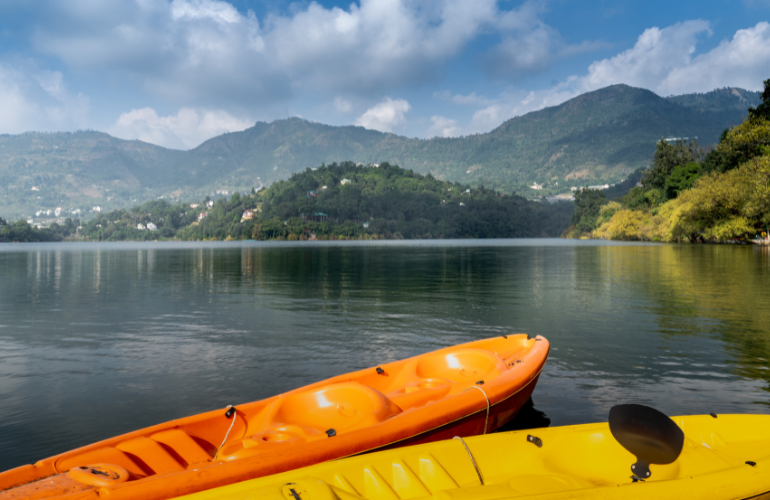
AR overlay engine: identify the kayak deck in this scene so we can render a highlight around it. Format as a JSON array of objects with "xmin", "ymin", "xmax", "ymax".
[
  {"xmin": 0, "ymin": 335, "xmax": 549, "ymax": 500},
  {"xmin": 174, "ymin": 414, "xmax": 770, "ymax": 500}
]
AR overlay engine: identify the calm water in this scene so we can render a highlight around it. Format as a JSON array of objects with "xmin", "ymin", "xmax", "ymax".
[{"xmin": 1, "ymin": 239, "xmax": 769, "ymax": 472}]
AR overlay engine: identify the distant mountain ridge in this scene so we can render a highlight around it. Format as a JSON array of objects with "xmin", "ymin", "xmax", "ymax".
[{"xmin": 0, "ymin": 84, "xmax": 760, "ymax": 220}]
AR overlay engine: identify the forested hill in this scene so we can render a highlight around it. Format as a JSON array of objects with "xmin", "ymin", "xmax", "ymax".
[
  {"xmin": 1, "ymin": 84, "xmax": 760, "ymax": 220},
  {"xmin": 71, "ymin": 162, "xmax": 573, "ymax": 242},
  {"xmin": 138, "ymin": 85, "xmax": 763, "ymax": 195},
  {"xmin": 253, "ymin": 162, "xmax": 573, "ymax": 239}
]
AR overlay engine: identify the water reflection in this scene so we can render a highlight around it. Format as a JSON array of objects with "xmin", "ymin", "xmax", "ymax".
[{"xmin": 0, "ymin": 240, "xmax": 767, "ymax": 473}]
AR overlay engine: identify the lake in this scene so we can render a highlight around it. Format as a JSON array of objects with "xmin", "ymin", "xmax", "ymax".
[{"xmin": 1, "ymin": 239, "xmax": 768, "ymax": 473}]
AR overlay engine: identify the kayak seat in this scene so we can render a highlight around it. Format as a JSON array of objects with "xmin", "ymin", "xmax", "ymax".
[
  {"xmin": 542, "ymin": 429, "xmax": 682, "ymax": 483},
  {"xmin": 415, "ymin": 349, "xmax": 505, "ymax": 384},
  {"xmin": 273, "ymin": 382, "xmax": 402, "ymax": 434},
  {"xmin": 216, "ymin": 383, "xmax": 402, "ymax": 462}
]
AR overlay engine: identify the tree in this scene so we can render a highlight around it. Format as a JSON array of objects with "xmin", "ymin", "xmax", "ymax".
[
  {"xmin": 571, "ymin": 188, "xmax": 607, "ymax": 235},
  {"xmin": 658, "ymin": 169, "xmax": 755, "ymax": 241},
  {"xmin": 594, "ymin": 209, "xmax": 647, "ymax": 240},
  {"xmin": 748, "ymin": 78, "xmax": 770, "ymax": 121},
  {"xmin": 708, "ymin": 117, "xmax": 770, "ymax": 173},
  {"xmin": 664, "ymin": 162, "xmax": 702, "ymax": 200},
  {"xmin": 642, "ymin": 138, "xmax": 703, "ymax": 192}
]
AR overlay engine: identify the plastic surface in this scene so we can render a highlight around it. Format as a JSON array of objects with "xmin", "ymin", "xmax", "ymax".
[
  {"xmin": 0, "ymin": 334, "xmax": 549, "ymax": 500},
  {"xmin": 175, "ymin": 414, "xmax": 770, "ymax": 500}
]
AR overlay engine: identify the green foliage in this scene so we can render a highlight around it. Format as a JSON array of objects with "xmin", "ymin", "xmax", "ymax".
[
  {"xmin": 596, "ymin": 201, "xmax": 621, "ymax": 228},
  {"xmin": 748, "ymin": 79, "xmax": 770, "ymax": 121},
  {"xmin": 665, "ymin": 162, "xmax": 702, "ymax": 200},
  {"xmin": 257, "ymin": 161, "xmax": 573, "ymax": 239},
  {"xmin": 618, "ymin": 186, "xmax": 662, "ymax": 211},
  {"xmin": 700, "ymin": 128, "xmax": 732, "ymax": 174},
  {"xmin": 594, "ymin": 209, "xmax": 650, "ymax": 241},
  {"xmin": 80, "ymin": 198, "xmax": 224, "ymax": 241},
  {"xmin": 0, "ymin": 218, "xmax": 78, "ymax": 242},
  {"xmin": 569, "ymin": 188, "xmax": 607, "ymax": 235},
  {"xmin": 701, "ymin": 116, "xmax": 770, "ymax": 174},
  {"xmin": 657, "ymin": 168, "xmax": 757, "ymax": 241},
  {"xmin": 616, "ymin": 138, "xmax": 704, "ymax": 216},
  {"xmin": 642, "ymin": 138, "xmax": 703, "ymax": 194}
]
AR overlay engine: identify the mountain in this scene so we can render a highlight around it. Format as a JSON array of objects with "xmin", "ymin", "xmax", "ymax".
[
  {"xmin": 0, "ymin": 84, "xmax": 760, "ymax": 220},
  {"xmin": 0, "ymin": 131, "xmax": 182, "ymax": 220},
  {"xmin": 403, "ymin": 85, "xmax": 758, "ymax": 190}
]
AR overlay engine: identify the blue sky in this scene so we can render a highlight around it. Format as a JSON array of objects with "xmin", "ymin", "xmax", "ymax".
[{"xmin": 1, "ymin": 0, "xmax": 769, "ymax": 149}]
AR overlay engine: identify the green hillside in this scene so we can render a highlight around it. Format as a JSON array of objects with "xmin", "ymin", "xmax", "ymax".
[
  {"xmin": 186, "ymin": 85, "xmax": 759, "ymax": 195},
  {"xmin": 0, "ymin": 131, "xmax": 178, "ymax": 219},
  {"xmin": 0, "ymin": 84, "xmax": 760, "ymax": 221},
  {"xmin": 401, "ymin": 85, "xmax": 755, "ymax": 191},
  {"xmin": 66, "ymin": 162, "xmax": 573, "ymax": 242},
  {"xmin": 666, "ymin": 87, "xmax": 760, "ymax": 114}
]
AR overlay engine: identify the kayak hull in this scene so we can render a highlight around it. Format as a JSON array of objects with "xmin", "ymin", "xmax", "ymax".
[
  {"xmin": 0, "ymin": 335, "xmax": 549, "ymax": 500},
  {"xmin": 376, "ymin": 371, "xmax": 541, "ymax": 451},
  {"xmin": 172, "ymin": 413, "xmax": 770, "ymax": 500}
]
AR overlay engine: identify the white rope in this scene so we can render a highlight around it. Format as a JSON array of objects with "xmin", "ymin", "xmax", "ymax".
[
  {"xmin": 463, "ymin": 385, "xmax": 491, "ymax": 434},
  {"xmin": 213, "ymin": 405, "xmax": 237, "ymax": 461},
  {"xmin": 453, "ymin": 436, "xmax": 484, "ymax": 485}
]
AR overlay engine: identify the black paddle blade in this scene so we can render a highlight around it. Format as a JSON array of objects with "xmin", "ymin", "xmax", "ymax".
[{"xmin": 609, "ymin": 404, "xmax": 684, "ymax": 479}]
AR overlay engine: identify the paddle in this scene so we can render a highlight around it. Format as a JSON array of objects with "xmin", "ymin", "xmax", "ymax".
[{"xmin": 608, "ymin": 404, "xmax": 684, "ymax": 481}]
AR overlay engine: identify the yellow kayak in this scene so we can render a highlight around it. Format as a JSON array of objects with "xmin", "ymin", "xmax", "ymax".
[{"xmin": 173, "ymin": 405, "xmax": 770, "ymax": 500}]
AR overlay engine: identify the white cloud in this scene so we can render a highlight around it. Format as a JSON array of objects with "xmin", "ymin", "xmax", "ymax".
[
  {"xmin": 26, "ymin": 0, "xmax": 603, "ymax": 111},
  {"xmin": 428, "ymin": 115, "xmax": 461, "ymax": 137},
  {"xmin": 355, "ymin": 97, "xmax": 411, "ymax": 133},
  {"xmin": 108, "ymin": 107, "xmax": 252, "ymax": 149},
  {"xmin": 0, "ymin": 62, "xmax": 89, "ymax": 133},
  {"xmin": 334, "ymin": 97, "xmax": 353, "ymax": 114},
  {"xmin": 482, "ymin": 1, "xmax": 608, "ymax": 78},
  {"xmin": 6, "ymin": 0, "xmax": 606, "ymax": 141},
  {"xmin": 658, "ymin": 22, "xmax": 770, "ymax": 95},
  {"xmin": 0, "ymin": 66, "xmax": 37, "ymax": 132},
  {"xmin": 170, "ymin": 0, "xmax": 242, "ymax": 23},
  {"xmin": 579, "ymin": 20, "xmax": 712, "ymax": 93},
  {"xmin": 29, "ymin": 0, "xmax": 506, "ymax": 107},
  {"xmin": 464, "ymin": 21, "xmax": 770, "ymax": 135}
]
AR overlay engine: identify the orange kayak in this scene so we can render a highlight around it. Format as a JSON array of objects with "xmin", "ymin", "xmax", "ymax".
[{"xmin": 0, "ymin": 335, "xmax": 549, "ymax": 500}]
